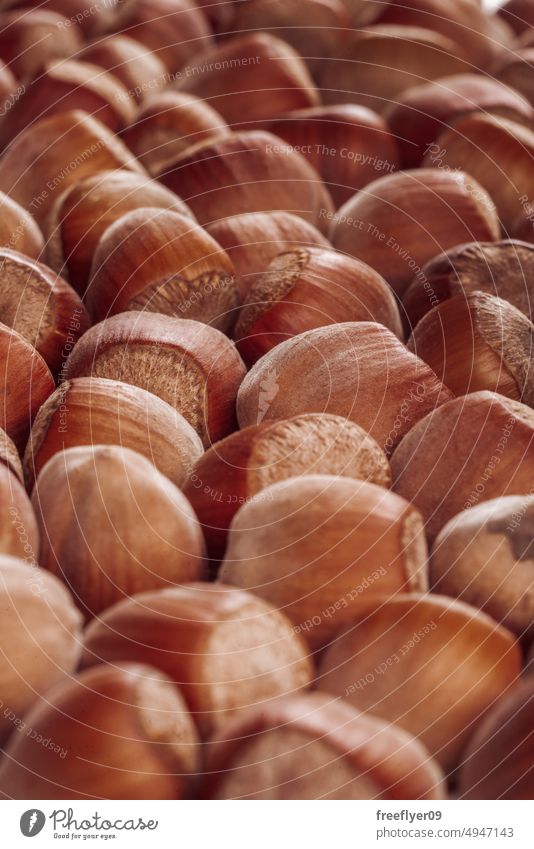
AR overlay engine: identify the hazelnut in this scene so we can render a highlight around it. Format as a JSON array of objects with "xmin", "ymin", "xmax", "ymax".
[
  {"xmin": 64, "ymin": 313, "xmax": 246, "ymax": 446},
  {"xmin": 0, "ymin": 110, "xmax": 144, "ymax": 228},
  {"xmin": 234, "ymin": 246, "xmax": 403, "ymax": 366},
  {"xmin": 27, "ymin": 0, "xmax": 118, "ymax": 36},
  {"xmin": 220, "ymin": 475, "xmax": 428, "ymax": 649},
  {"xmin": 0, "ymin": 190, "xmax": 44, "ymax": 259},
  {"xmin": 330, "ymin": 169, "xmax": 500, "ymax": 297},
  {"xmin": 459, "ymin": 676, "xmax": 534, "ymax": 799},
  {"xmin": 391, "ymin": 391, "xmax": 534, "ymax": 542},
  {"xmin": 317, "ymin": 594, "xmax": 521, "ymax": 770},
  {"xmin": 156, "ymin": 130, "xmax": 335, "ymax": 234},
  {"xmin": 23, "ymin": 376, "xmax": 203, "ymax": 489},
  {"xmin": 342, "ymin": 0, "xmax": 387, "ymax": 26},
  {"xmin": 402, "ymin": 239, "xmax": 534, "ymax": 330},
  {"xmin": 110, "ymin": 0, "xmax": 212, "ymax": 73},
  {"xmin": 121, "ymin": 92, "xmax": 230, "ymax": 175},
  {"xmin": 0, "ymin": 8, "xmax": 82, "ymax": 79},
  {"xmin": 206, "ymin": 211, "xmax": 329, "ymax": 301},
  {"xmin": 228, "ymin": 0, "xmax": 351, "ymax": 75},
  {"xmin": 82, "ymin": 583, "xmax": 313, "ymax": 737},
  {"xmin": 498, "ymin": 0, "xmax": 534, "ymax": 35},
  {"xmin": 0, "ymin": 59, "xmax": 136, "ymax": 151},
  {"xmin": 0, "ymin": 554, "xmax": 82, "ymax": 746},
  {"xmin": 258, "ymin": 104, "xmax": 400, "ymax": 207},
  {"xmin": 493, "ymin": 48, "xmax": 534, "ymax": 109},
  {"xmin": 203, "ymin": 692, "xmax": 445, "ymax": 800},
  {"xmin": 0, "ymin": 323, "xmax": 55, "ymax": 451},
  {"xmin": 375, "ymin": 0, "xmax": 510, "ymax": 66},
  {"xmin": 77, "ymin": 34, "xmax": 168, "ymax": 103},
  {"xmin": 406, "ymin": 291, "xmax": 534, "ymax": 402},
  {"xmin": 385, "ymin": 74, "xmax": 534, "ymax": 168},
  {"xmin": 319, "ymin": 25, "xmax": 470, "ymax": 113},
  {"xmin": 423, "ymin": 113, "xmax": 534, "ymax": 232},
  {"xmin": 175, "ymin": 33, "xmax": 319, "ymax": 127},
  {"xmin": 0, "ymin": 662, "xmax": 200, "ymax": 799},
  {"xmin": 0, "ymin": 426, "xmax": 23, "ymax": 482},
  {"xmin": 236, "ymin": 322, "xmax": 452, "ymax": 455},
  {"xmin": 86, "ymin": 208, "xmax": 238, "ymax": 331},
  {"xmin": 45, "ymin": 171, "xmax": 193, "ymax": 296},
  {"xmin": 183, "ymin": 413, "xmax": 392, "ymax": 561},
  {"xmin": 0, "ymin": 249, "xmax": 89, "ymax": 376},
  {"xmin": 0, "ymin": 463, "xmax": 38, "ymax": 561},
  {"xmin": 430, "ymin": 495, "xmax": 534, "ymax": 641},
  {"xmin": 193, "ymin": 0, "xmax": 233, "ymax": 29},
  {"xmin": 33, "ymin": 445, "xmax": 207, "ymax": 619}
]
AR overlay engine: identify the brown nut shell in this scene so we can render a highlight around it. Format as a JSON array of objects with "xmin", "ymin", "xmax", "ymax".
[
  {"xmin": 0, "ymin": 191, "xmax": 44, "ymax": 259},
  {"xmin": 0, "ymin": 463, "xmax": 38, "ymax": 560}
]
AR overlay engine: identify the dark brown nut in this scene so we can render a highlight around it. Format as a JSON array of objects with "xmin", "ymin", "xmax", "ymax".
[
  {"xmin": 219, "ymin": 475, "xmax": 428, "ymax": 650},
  {"xmin": 423, "ymin": 113, "xmax": 534, "ymax": 232},
  {"xmin": 23, "ymin": 376, "xmax": 203, "ymax": 490},
  {"xmin": 0, "ymin": 9, "xmax": 82, "ymax": 79},
  {"xmin": 493, "ymin": 48, "xmax": 534, "ymax": 108},
  {"xmin": 45, "ymin": 171, "xmax": 193, "ymax": 296},
  {"xmin": 258, "ymin": 105, "xmax": 400, "ymax": 207},
  {"xmin": 0, "ymin": 110, "xmax": 144, "ymax": 228},
  {"xmin": 206, "ymin": 212, "xmax": 329, "ymax": 301},
  {"xmin": 406, "ymin": 291, "xmax": 534, "ymax": 402},
  {"xmin": 391, "ymin": 391, "xmax": 534, "ymax": 542},
  {"xmin": 64, "ymin": 313, "xmax": 246, "ymax": 447},
  {"xmin": 459, "ymin": 676, "xmax": 534, "ymax": 799},
  {"xmin": 110, "ymin": 0, "xmax": 212, "ymax": 73},
  {"xmin": 330, "ymin": 169, "xmax": 500, "ymax": 297},
  {"xmin": 319, "ymin": 25, "xmax": 470, "ymax": 113},
  {"xmin": 0, "ymin": 190, "xmax": 44, "ymax": 259},
  {"xmin": 183, "ymin": 413, "xmax": 392, "ymax": 561},
  {"xmin": 0, "ymin": 249, "xmax": 89, "ymax": 376},
  {"xmin": 0, "ymin": 463, "xmax": 38, "ymax": 560},
  {"xmin": 121, "ymin": 92, "xmax": 230, "ymax": 175},
  {"xmin": 499, "ymin": 0, "xmax": 534, "ymax": 36},
  {"xmin": 0, "ymin": 324, "xmax": 55, "ymax": 451},
  {"xmin": 203, "ymin": 692, "xmax": 445, "ymax": 800},
  {"xmin": 234, "ymin": 246, "xmax": 403, "ymax": 366},
  {"xmin": 77, "ymin": 34, "xmax": 168, "ymax": 103},
  {"xmin": 175, "ymin": 33, "xmax": 319, "ymax": 127},
  {"xmin": 156, "ymin": 131, "xmax": 335, "ymax": 234},
  {"xmin": 33, "ymin": 445, "xmax": 206, "ymax": 619},
  {"xmin": 0, "ymin": 554, "xmax": 82, "ymax": 746},
  {"xmin": 82, "ymin": 583, "xmax": 313, "ymax": 738},
  {"xmin": 237, "ymin": 322, "xmax": 453, "ymax": 455},
  {"xmin": 431, "ymin": 495, "xmax": 534, "ymax": 641},
  {"xmin": 317, "ymin": 594, "xmax": 521, "ymax": 770},
  {"xmin": 0, "ymin": 662, "xmax": 200, "ymax": 799},
  {"xmin": 402, "ymin": 240, "xmax": 534, "ymax": 330},
  {"xmin": 0, "ymin": 426, "xmax": 23, "ymax": 481},
  {"xmin": 385, "ymin": 74, "xmax": 534, "ymax": 168},
  {"xmin": 228, "ymin": 0, "xmax": 351, "ymax": 75},
  {"xmin": 0, "ymin": 60, "xmax": 136, "ymax": 151},
  {"xmin": 86, "ymin": 208, "xmax": 238, "ymax": 332}
]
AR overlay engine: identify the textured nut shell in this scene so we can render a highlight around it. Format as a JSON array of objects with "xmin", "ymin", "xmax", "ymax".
[
  {"xmin": 77, "ymin": 35, "xmax": 168, "ymax": 103},
  {"xmin": 82, "ymin": 583, "xmax": 313, "ymax": 737},
  {"xmin": 156, "ymin": 131, "xmax": 335, "ymax": 235},
  {"xmin": 0, "ymin": 662, "xmax": 200, "ymax": 800},
  {"xmin": 237, "ymin": 322, "xmax": 452, "ymax": 455},
  {"xmin": 183, "ymin": 413, "xmax": 391, "ymax": 560},
  {"xmin": 0, "ymin": 191, "xmax": 44, "ymax": 259},
  {"xmin": 220, "ymin": 475, "xmax": 428, "ymax": 649},
  {"xmin": 33, "ymin": 445, "xmax": 207, "ymax": 619},
  {"xmin": 391, "ymin": 391, "xmax": 534, "ymax": 542},
  {"xmin": 206, "ymin": 212, "xmax": 329, "ymax": 300},
  {"xmin": 0, "ymin": 464, "xmax": 38, "ymax": 560},
  {"xmin": 23, "ymin": 376, "xmax": 203, "ymax": 490},
  {"xmin": 204, "ymin": 692, "xmax": 445, "ymax": 800},
  {"xmin": 0, "ymin": 554, "xmax": 82, "ymax": 745},
  {"xmin": 402, "ymin": 240, "xmax": 534, "ymax": 330},
  {"xmin": 431, "ymin": 495, "xmax": 534, "ymax": 639},
  {"xmin": 0, "ymin": 9, "xmax": 82, "ymax": 79},
  {"xmin": 64, "ymin": 313, "xmax": 245, "ymax": 447},
  {"xmin": 331, "ymin": 169, "xmax": 500, "ymax": 296},
  {"xmin": 0, "ymin": 426, "xmax": 23, "ymax": 481},
  {"xmin": 407, "ymin": 291, "xmax": 534, "ymax": 403},
  {"xmin": 176, "ymin": 33, "xmax": 319, "ymax": 126},
  {"xmin": 317, "ymin": 594, "xmax": 521, "ymax": 770}
]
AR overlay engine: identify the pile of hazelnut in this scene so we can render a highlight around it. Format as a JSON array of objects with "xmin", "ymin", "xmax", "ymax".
[{"xmin": 0, "ymin": 0, "xmax": 532, "ymax": 802}]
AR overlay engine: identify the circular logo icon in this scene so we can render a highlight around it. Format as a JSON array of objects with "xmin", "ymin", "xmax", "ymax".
[{"xmin": 20, "ymin": 810, "xmax": 46, "ymax": 837}]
